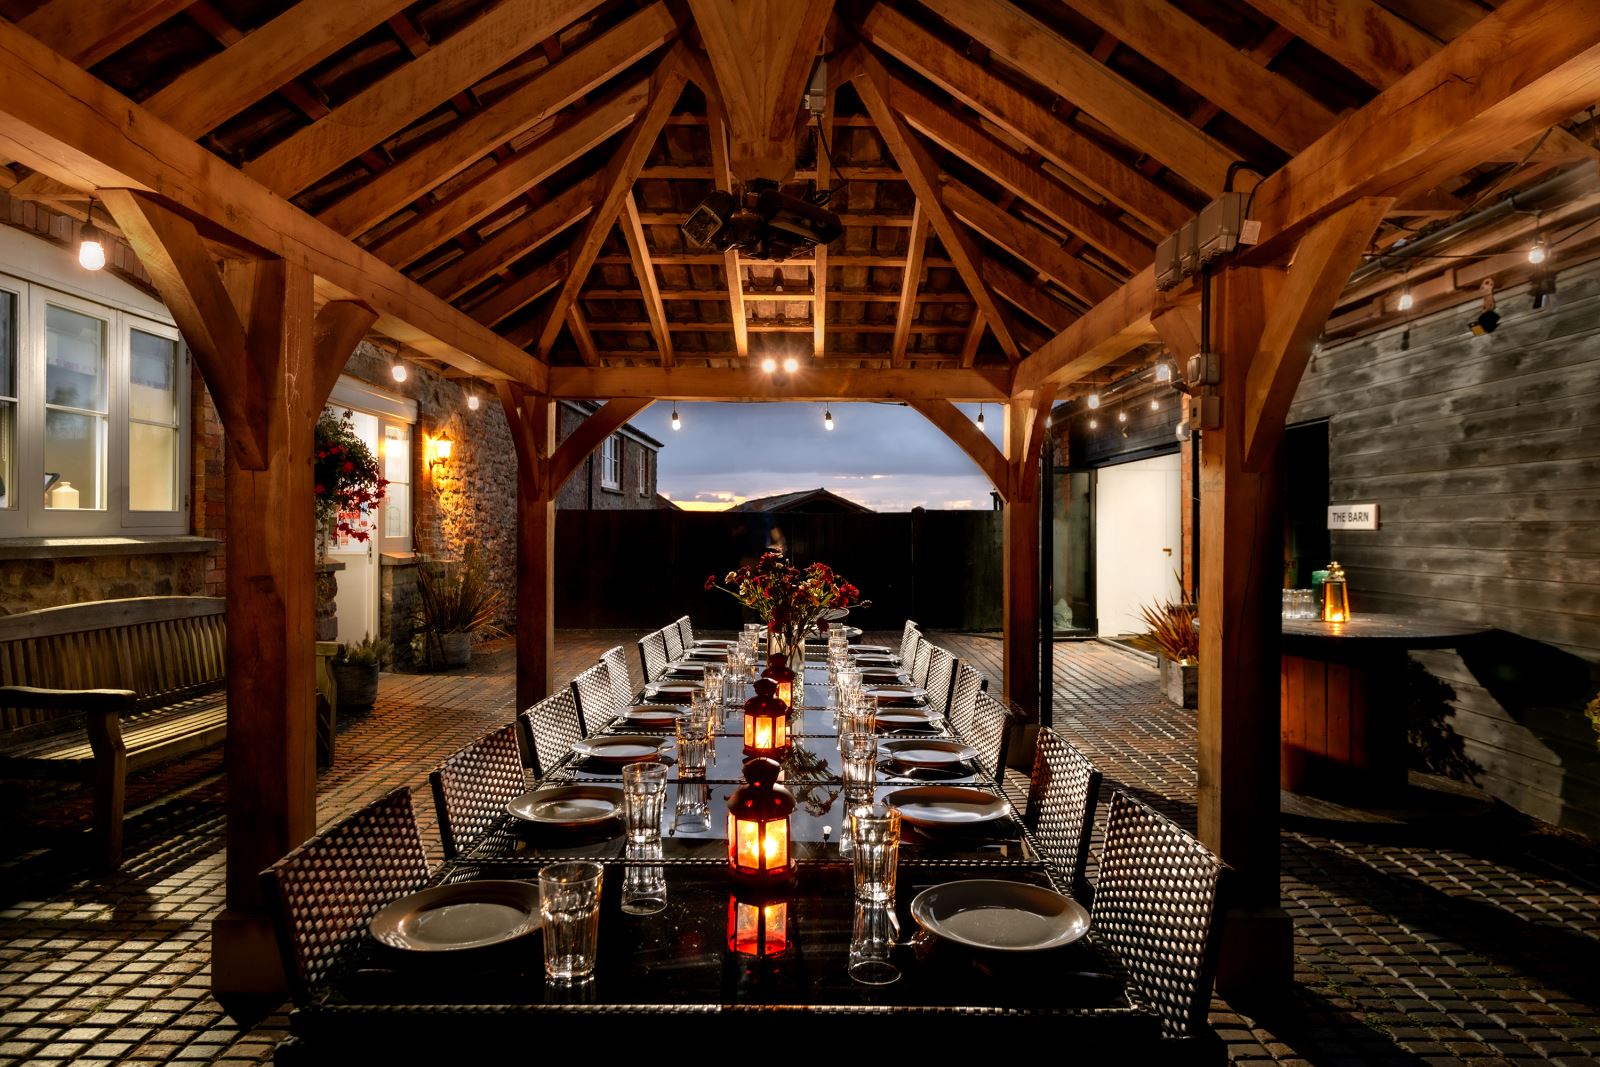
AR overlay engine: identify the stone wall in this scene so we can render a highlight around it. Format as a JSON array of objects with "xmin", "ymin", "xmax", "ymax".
[{"xmin": 553, "ymin": 403, "xmax": 660, "ymax": 510}]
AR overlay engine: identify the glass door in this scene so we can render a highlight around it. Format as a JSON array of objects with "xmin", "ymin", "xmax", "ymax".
[{"xmin": 1048, "ymin": 466, "xmax": 1096, "ymax": 636}]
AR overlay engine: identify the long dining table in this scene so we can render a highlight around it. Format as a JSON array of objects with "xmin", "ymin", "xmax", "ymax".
[{"xmin": 279, "ymin": 650, "xmax": 1164, "ymax": 1055}]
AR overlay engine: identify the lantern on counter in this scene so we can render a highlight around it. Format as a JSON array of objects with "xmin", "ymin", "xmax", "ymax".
[
  {"xmin": 727, "ymin": 892, "xmax": 790, "ymax": 958},
  {"xmin": 742, "ymin": 678, "xmax": 790, "ymax": 756},
  {"xmin": 726, "ymin": 757, "xmax": 795, "ymax": 881},
  {"xmin": 761, "ymin": 652, "xmax": 797, "ymax": 710},
  {"xmin": 1322, "ymin": 561, "xmax": 1351, "ymax": 623}
]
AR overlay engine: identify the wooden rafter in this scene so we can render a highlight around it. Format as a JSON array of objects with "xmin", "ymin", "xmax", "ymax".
[
  {"xmin": 318, "ymin": 6, "xmax": 677, "ymax": 239},
  {"xmin": 811, "ymin": 64, "xmax": 843, "ymax": 359},
  {"xmin": 907, "ymin": 398, "xmax": 1008, "ymax": 493},
  {"xmin": 467, "ymin": 253, "xmax": 569, "ymax": 329},
  {"xmin": 859, "ymin": 4, "xmax": 1188, "ymax": 233},
  {"xmin": 244, "ymin": 0, "xmax": 607, "ymax": 197},
  {"xmin": 1012, "ymin": 269, "xmax": 1161, "ymax": 393},
  {"xmin": 421, "ymin": 174, "xmax": 603, "ymax": 301},
  {"xmin": 18, "ymin": 0, "xmax": 189, "ymax": 66},
  {"xmin": 565, "ymin": 303, "xmax": 600, "ymax": 366},
  {"xmin": 684, "ymin": 0, "xmax": 834, "ymax": 181},
  {"xmin": 535, "ymin": 48, "xmax": 689, "ymax": 359},
  {"xmin": 705, "ymin": 115, "xmax": 750, "ymax": 358},
  {"xmin": 547, "ymin": 366, "xmax": 1008, "ymax": 401},
  {"xmin": 846, "ymin": 47, "xmax": 1021, "ymax": 363},
  {"xmin": 918, "ymin": 0, "xmax": 1233, "ymax": 195},
  {"xmin": 1246, "ymin": 0, "xmax": 1437, "ymax": 90},
  {"xmin": 942, "ymin": 177, "xmax": 1118, "ymax": 306},
  {"xmin": 620, "ymin": 193, "xmax": 674, "ymax": 366},
  {"xmin": 987, "ymin": 259, "xmax": 1077, "ymax": 333},
  {"xmin": 891, "ymin": 203, "xmax": 930, "ymax": 368}
]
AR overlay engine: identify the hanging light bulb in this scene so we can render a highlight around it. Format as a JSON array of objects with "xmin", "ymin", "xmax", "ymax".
[
  {"xmin": 671, "ymin": 406, "xmax": 681, "ymax": 431},
  {"xmin": 1528, "ymin": 237, "xmax": 1548, "ymax": 265},
  {"xmin": 391, "ymin": 361, "xmax": 408, "ymax": 383},
  {"xmin": 1154, "ymin": 362, "xmax": 1173, "ymax": 384},
  {"xmin": 823, "ymin": 406, "xmax": 834, "ymax": 431},
  {"xmin": 77, "ymin": 202, "xmax": 106, "ymax": 271},
  {"xmin": 761, "ymin": 357, "xmax": 777, "ymax": 373},
  {"xmin": 976, "ymin": 403, "xmax": 985, "ymax": 428},
  {"xmin": 466, "ymin": 392, "xmax": 480, "ymax": 411},
  {"xmin": 1088, "ymin": 416, "xmax": 1099, "ymax": 430},
  {"xmin": 1150, "ymin": 397, "xmax": 1160, "ymax": 411},
  {"xmin": 782, "ymin": 356, "xmax": 799, "ymax": 373},
  {"xmin": 1086, "ymin": 392, "xmax": 1101, "ymax": 410},
  {"xmin": 1117, "ymin": 408, "xmax": 1128, "ymax": 423},
  {"xmin": 1397, "ymin": 286, "xmax": 1414, "ymax": 311}
]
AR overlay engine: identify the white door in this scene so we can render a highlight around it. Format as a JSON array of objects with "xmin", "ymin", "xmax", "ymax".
[
  {"xmin": 1093, "ymin": 453, "xmax": 1182, "ymax": 636},
  {"xmin": 329, "ymin": 409, "xmax": 381, "ymax": 646}
]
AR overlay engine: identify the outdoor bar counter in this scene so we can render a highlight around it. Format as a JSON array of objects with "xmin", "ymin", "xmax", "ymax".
[{"xmin": 1280, "ymin": 615, "xmax": 1488, "ymax": 800}]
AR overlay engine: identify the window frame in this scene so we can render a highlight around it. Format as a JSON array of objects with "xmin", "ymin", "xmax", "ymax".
[
  {"xmin": 0, "ymin": 269, "xmax": 189, "ymax": 539},
  {"xmin": 600, "ymin": 434, "xmax": 622, "ymax": 492},
  {"xmin": 637, "ymin": 448, "xmax": 648, "ymax": 496}
]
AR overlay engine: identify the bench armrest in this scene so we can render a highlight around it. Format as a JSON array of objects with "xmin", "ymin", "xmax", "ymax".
[{"xmin": 0, "ymin": 685, "xmax": 138, "ymax": 714}]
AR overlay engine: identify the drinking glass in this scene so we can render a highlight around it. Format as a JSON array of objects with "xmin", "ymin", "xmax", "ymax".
[
  {"xmin": 837, "ymin": 666, "xmax": 863, "ymax": 701},
  {"xmin": 840, "ymin": 692, "xmax": 877, "ymax": 738},
  {"xmin": 702, "ymin": 665, "xmax": 726, "ymax": 715},
  {"xmin": 1281, "ymin": 589, "xmax": 1293, "ymax": 619},
  {"xmin": 622, "ymin": 761, "xmax": 667, "ymax": 844},
  {"xmin": 672, "ymin": 777, "xmax": 711, "ymax": 833},
  {"xmin": 848, "ymin": 902, "xmax": 901, "ymax": 986},
  {"xmin": 840, "ymin": 731, "xmax": 878, "ymax": 801},
  {"xmin": 850, "ymin": 805, "xmax": 901, "ymax": 904},
  {"xmin": 540, "ymin": 861, "xmax": 603, "ymax": 982},
  {"xmin": 676, "ymin": 707, "xmax": 714, "ymax": 778},
  {"xmin": 621, "ymin": 842, "xmax": 667, "ymax": 916}
]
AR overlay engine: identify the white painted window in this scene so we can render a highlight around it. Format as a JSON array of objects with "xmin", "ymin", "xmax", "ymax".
[
  {"xmin": 600, "ymin": 434, "xmax": 622, "ymax": 491},
  {"xmin": 0, "ymin": 268, "xmax": 187, "ymax": 538},
  {"xmin": 637, "ymin": 449, "xmax": 648, "ymax": 495}
]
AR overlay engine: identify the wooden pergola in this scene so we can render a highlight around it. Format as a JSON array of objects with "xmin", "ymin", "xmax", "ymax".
[{"xmin": 1, "ymin": 0, "xmax": 1597, "ymax": 1008}]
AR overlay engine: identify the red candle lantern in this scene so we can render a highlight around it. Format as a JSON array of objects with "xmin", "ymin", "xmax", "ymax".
[
  {"xmin": 726, "ymin": 757, "xmax": 795, "ymax": 880},
  {"xmin": 761, "ymin": 652, "xmax": 797, "ymax": 710},
  {"xmin": 727, "ymin": 892, "xmax": 790, "ymax": 958},
  {"xmin": 742, "ymin": 677, "xmax": 790, "ymax": 756}
]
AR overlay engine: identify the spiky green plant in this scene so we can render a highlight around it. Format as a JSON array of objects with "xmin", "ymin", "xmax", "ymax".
[
  {"xmin": 414, "ymin": 548, "xmax": 505, "ymax": 639},
  {"xmin": 1139, "ymin": 596, "xmax": 1199, "ymax": 665}
]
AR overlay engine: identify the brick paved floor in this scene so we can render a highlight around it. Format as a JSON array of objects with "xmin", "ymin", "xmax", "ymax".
[{"xmin": 2, "ymin": 631, "xmax": 1599, "ymax": 1064}]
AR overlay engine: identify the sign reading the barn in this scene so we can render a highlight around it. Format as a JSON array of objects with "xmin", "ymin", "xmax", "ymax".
[{"xmin": 1327, "ymin": 504, "xmax": 1379, "ymax": 530}]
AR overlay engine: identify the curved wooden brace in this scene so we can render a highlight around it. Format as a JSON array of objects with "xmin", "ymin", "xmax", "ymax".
[
  {"xmin": 549, "ymin": 398, "xmax": 655, "ymax": 495},
  {"xmin": 312, "ymin": 300, "xmax": 378, "ymax": 405},
  {"xmin": 907, "ymin": 398, "xmax": 1009, "ymax": 501}
]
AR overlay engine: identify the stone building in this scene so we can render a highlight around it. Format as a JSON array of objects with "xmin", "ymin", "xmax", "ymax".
[{"xmin": 554, "ymin": 401, "xmax": 664, "ymax": 511}]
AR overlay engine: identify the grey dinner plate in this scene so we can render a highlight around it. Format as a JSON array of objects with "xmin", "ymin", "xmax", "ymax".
[
  {"xmin": 886, "ymin": 786, "xmax": 1009, "ymax": 827},
  {"xmin": 866, "ymin": 683, "xmax": 928, "ymax": 703},
  {"xmin": 506, "ymin": 785, "xmax": 624, "ymax": 826},
  {"xmin": 875, "ymin": 708, "xmax": 940, "ymax": 729},
  {"xmin": 910, "ymin": 879, "xmax": 1089, "ymax": 952},
  {"xmin": 369, "ymin": 881, "xmax": 541, "ymax": 952},
  {"xmin": 881, "ymin": 738, "xmax": 978, "ymax": 768},
  {"xmin": 622, "ymin": 704, "xmax": 685, "ymax": 728},
  {"xmin": 571, "ymin": 734, "xmax": 668, "ymax": 764},
  {"xmin": 645, "ymin": 680, "xmax": 701, "ymax": 697}
]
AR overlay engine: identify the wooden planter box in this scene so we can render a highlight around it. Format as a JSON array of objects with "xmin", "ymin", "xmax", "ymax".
[{"xmin": 1159, "ymin": 656, "xmax": 1197, "ymax": 709}]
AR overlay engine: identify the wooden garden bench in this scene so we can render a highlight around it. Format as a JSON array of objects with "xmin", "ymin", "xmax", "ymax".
[{"xmin": 0, "ymin": 596, "xmax": 228, "ymax": 871}]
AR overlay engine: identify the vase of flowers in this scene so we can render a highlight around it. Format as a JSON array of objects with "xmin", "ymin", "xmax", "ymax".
[
  {"xmin": 314, "ymin": 409, "xmax": 387, "ymax": 559},
  {"xmin": 707, "ymin": 552, "xmax": 864, "ymax": 708}
]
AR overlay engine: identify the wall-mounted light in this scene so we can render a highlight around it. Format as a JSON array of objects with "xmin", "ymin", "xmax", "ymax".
[
  {"xmin": 391, "ymin": 360, "xmax": 409, "ymax": 383},
  {"xmin": 78, "ymin": 200, "xmax": 106, "ymax": 272},
  {"xmin": 467, "ymin": 392, "xmax": 481, "ymax": 411},
  {"xmin": 425, "ymin": 433, "xmax": 453, "ymax": 469},
  {"xmin": 671, "ymin": 406, "xmax": 682, "ymax": 431}
]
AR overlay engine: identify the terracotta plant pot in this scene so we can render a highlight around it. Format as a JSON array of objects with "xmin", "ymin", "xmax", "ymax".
[
  {"xmin": 1159, "ymin": 656, "xmax": 1198, "ymax": 709},
  {"xmin": 332, "ymin": 660, "xmax": 381, "ymax": 710}
]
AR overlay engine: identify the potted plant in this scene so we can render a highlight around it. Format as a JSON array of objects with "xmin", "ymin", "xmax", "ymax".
[
  {"xmin": 412, "ymin": 548, "xmax": 504, "ymax": 669},
  {"xmin": 1139, "ymin": 595, "xmax": 1199, "ymax": 709},
  {"xmin": 313, "ymin": 409, "xmax": 387, "ymax": 559},
  {"xmin": 332, "ymin": 634, "xmax": 390, "ymax": 710}
]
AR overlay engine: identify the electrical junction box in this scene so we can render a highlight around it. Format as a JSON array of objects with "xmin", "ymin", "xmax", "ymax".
[
  {"xmin": 1154, "ymin": 230, "xmax": 1182, "ymax": 291},
  {"xmin": 1177, "ymin": 218, "xmax": 1200, "ymax": 277},
  {"xmin": 1197, "ymin": 191, "xmax": 1255, "ymax": 264}
]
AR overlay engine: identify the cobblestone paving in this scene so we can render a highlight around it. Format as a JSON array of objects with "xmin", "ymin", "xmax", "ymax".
[{"xmin": 1, "ymin": 631, "xmax": 1598, "ymax": 1064}]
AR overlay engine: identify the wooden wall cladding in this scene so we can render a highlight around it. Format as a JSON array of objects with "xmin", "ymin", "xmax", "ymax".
[{"xmin": 1289, "ymin": 259, "xmax": 1600, "ymax": 836}]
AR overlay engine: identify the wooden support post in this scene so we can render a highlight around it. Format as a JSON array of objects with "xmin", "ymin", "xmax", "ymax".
[
  {"xmin": 1002, "ymin": 387, "xmax": 1055, "ymax": 720},
  {"xmin": 497, "ymin": 384, "xmax": 557, "ymax": 714}
]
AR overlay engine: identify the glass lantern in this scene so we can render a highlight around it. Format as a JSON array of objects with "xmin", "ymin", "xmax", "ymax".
[
  {"xmin": 1322, "ymin": 560, "xmax": 1351, "ymax": 623},
  {"xmin": 726, "ymin": 757, "xmax": 795, "ymax": 881},
  {"xmin": 742, "ymin": 677, "xmax": 790, "ymax": 756},
  {"xmin": 761, "ymin": 652, "xmax": 797, "ymax": 711}
]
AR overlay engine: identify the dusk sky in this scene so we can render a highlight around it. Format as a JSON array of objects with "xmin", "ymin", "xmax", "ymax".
[{"xmin": 628, "ymin": 401, "xmax": 1005, "ymax": 512}]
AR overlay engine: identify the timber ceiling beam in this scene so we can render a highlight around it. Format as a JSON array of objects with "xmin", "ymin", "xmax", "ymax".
[
  {"xmin": 620, "ymin": 193, "xmax": 674, "ymax": 366},
  {"xmin": 534, "ymin": 49, "xmax": 689, "ymax": 359},
  {"xmin": 1063, "ymin": 0, "xmax": 1335, "ymax": 153},
  {"xmin": 987, "ymin": 259, "xmax": 1078, "ymax": 334},
  {"xmin": 941, "ymin": 177, "xmax": 1119, "ymax": 306},
  {"xmin": 18, "ymin": 0, "xmax": 189, "ymax": 66},
  {"xmin": 917, "ymin": 0, "xmax": 1234, "ymax": 195},
  {"xmin": 312, "ymin": 301, "xmax": 381, "ymax": 406},
  {"xmin": 704, "ymin": 115, "xmax": 750, "ymax": 358},
  {"xmin": 466, "ymin": 253, "xmax": 568, "ymax": 329},
  {"xmin": 366, "ymin": 79, "xmax": 647, "ymax": 269},
  {"xmin": 0, "ymin": 20, "xmax": 544, "ymax": 388},
  {"xmin": 907, "ymin": 399, "xmax": 1008, "ymax": 493},
  {"xmin": 887, "ymin": 74, "xmax": 1151, "ymax": 273},
  {"xmin": 420, "ymin": 173, "xmax": 602, "ymax": 301},
  {"xmin": 684, "ymin": 0, "xmax": 834, "ymax": 181},
  {"xmin": 845, "ymin": 47, "xmax": 1020, "ymax": 363},
  {"xmin": 890, "ymin": 203, "xmax": 930, "ymax": 368},
  {"xmin": 1245, "ymin": 0, "xmax": 1437, "ymax": 90},
  {"xmin": 547, "ymin": 366, "xmax": 1009, "ymax": 401},
  {"xmin": 859, "ymin": 5, "xmax": 1188, "ymax": 234},
  {"xmin": 318, "ymin": 5, "xmax": 676, "ymax": 239},
  {"xmin": 1011, "ymin": 268, "xmax": 1160, "ymax": 394},
  {"xmin": 244, "ymin": 0, "xmax": 607, "ymax": 198}
]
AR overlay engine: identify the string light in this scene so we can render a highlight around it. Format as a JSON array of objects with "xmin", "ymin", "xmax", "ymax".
[
  {"xmin": 77, "ymin": 201, "xmax": 106, "ymax": 271},
  {"xmin": 1150, "ymin": 397, "xmax": 1160, "ymax": 411},
  {"xmin": 761, "ymin": 357, "xmax": 777, "ymax": 373},
  {"xmin": 1088, "ymin": 416, "xmax": 1098, "ymax": 430},
  {"xmin": 1528, "ymin": 237, "xmax": 1548, "ymax": 265},
  {"xmin": 976, "ymin": 403, "xmax": 985, "ymax": 428},
  {"xmin": 671, "ymin": 406, "xmax": 681, "ymax": 431},
  {"xmin": 1154, "ymin": 363, "xmax": 1173, "ymax": 384},
  {"xmin": 1397, "ymin": 285, "xmax": 1414, "ymax": 311},
  {"xmin": 782, "ymin": 356, "xmax": 799, "ymax": 373},
  {"xmin": 823, "ymin": 405, "xmax": 834, "ymax": 431},
  {"xmin": 466, "ymin": 393, "xmax": 480, "ymax": 411},
  {"xmin": 391, "ymin": 361, "xmax": 408, "ymax": 383},
  {"xmin": 1117, "ymin": 408, "xmax": 1128, "ymax": 423},
  {"xmin": 1086, "ymin": 393, "xmax": 1101, "ymax": 410}
]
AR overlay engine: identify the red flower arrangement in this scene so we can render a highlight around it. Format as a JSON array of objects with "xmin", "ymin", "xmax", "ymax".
[
  {"xmin": 706, "ymin": 551, "xmax": 865, "ymax": 656},
  {"xmin": 314, "ymin": 410, "xmax": 387, "ymax": 543}
]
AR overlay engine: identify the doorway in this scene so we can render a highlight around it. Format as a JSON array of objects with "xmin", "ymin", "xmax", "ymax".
[{"xmin": 1093, "ymin": 452, "xmax": 1182, "ymax": 636}]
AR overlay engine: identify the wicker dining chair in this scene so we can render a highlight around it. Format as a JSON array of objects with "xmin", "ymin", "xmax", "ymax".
[
  {"xmin": 260, "ymin": 786, "xmax": 431, "ymax": 1003},
  {"xmin": 638, "ymin": 630, "xmax": 670, "ymax": 682},
  {"xmin": 428, "ymin": 723, "xmax": 526, "ymax": 860},
  {"xmin": 898, "ymin": 619, "xmax": 921, "ymax": 664},
  {"xmin": 947, "ymin": 663, "xmax": 984, "ymax": 739},
  {"xmin": 1025, "ymin": 727, "xmax": 1103, "ymax": 896},
  {"xmin": 662, "ymin": 623, "xmax": 685, "ymax": 662},
  {"xmin": 675, "ymin": 614, "xmax": 695, "ymax": 649},
  {"xmin": 924, "ymin": 645, "xmax": 957, "ymax": 717},
  {"xmin": 571, "ymin": 660, "xmax": 619, "ymax": 735},
  {"xmin": 516, "ymin": 688, "xmax": 585, "ymax": 778},
  {"xmin": 1091, "ymin": 791, "xmax": 1229, "ymax": 1040},
  {"xmin": 966, "ymin": 690, "xmax": 1013, "ymax": 783},
  {"xmin": 601, "ymin": 644, "xmax": 634, "ymax": 708},
  {"xmin": 911, "ymin": 641, "xmax": 934, "ymax": 688}
]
